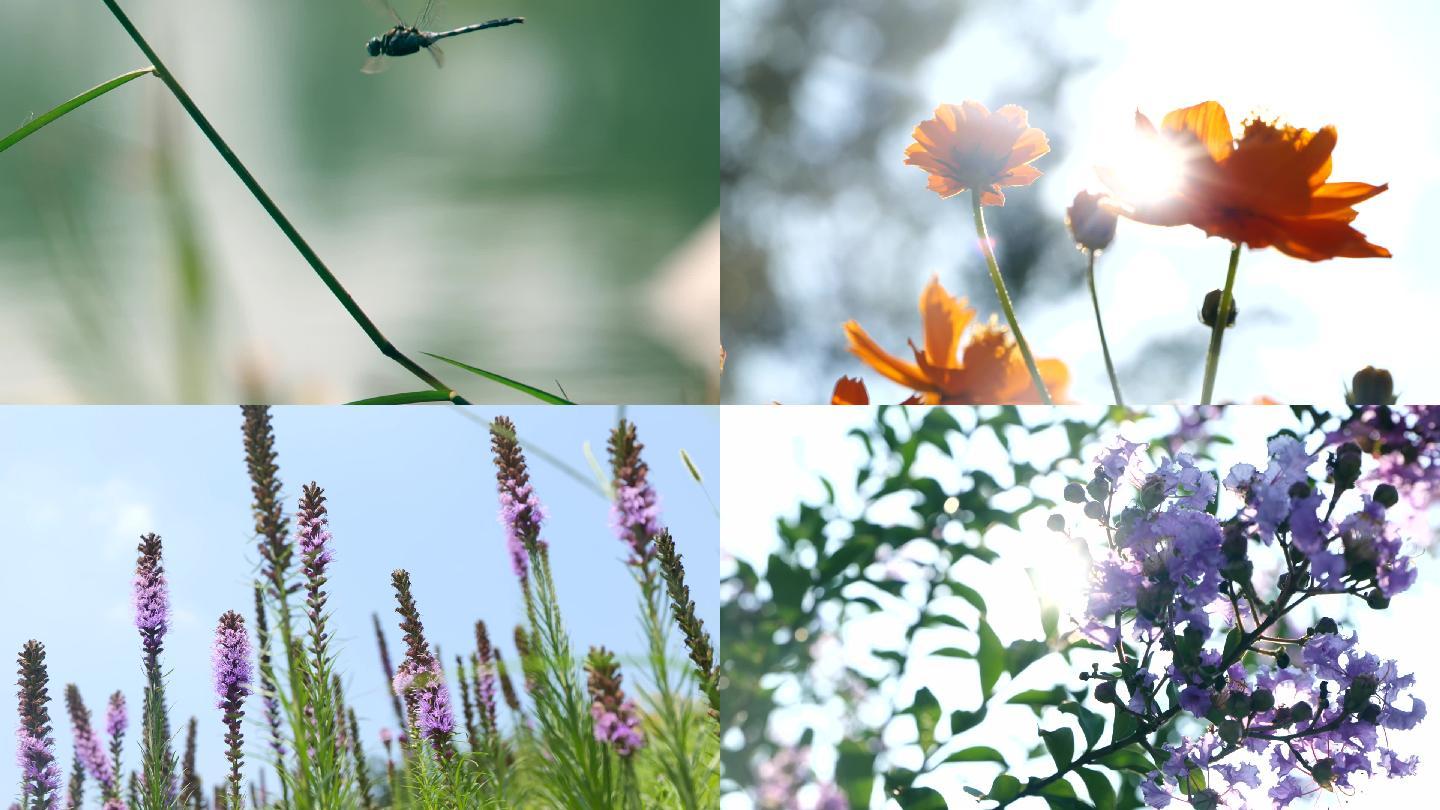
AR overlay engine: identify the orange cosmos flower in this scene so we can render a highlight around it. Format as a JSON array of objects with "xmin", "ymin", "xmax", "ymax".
[
  {"xmin": 829, "ymin": 377, "xmax": 921, "ymax": 405},
  {"xmin": 842, "ymin": 276, "xmax": 1069, "ymax": 404},
  {"xmin": 904, "ymin": 102, "xmax": 1049, "ymax": 205},
  {"xmin": 1105, "ymin": 100, "xmax": 1389, "ymax": 261}
]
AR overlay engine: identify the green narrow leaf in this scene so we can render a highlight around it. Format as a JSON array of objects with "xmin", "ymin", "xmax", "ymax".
[
  {"xmin": 1008, "ymin": 687, "xmax": 1067, "ymax": 708},
  {"xmin": 1, "ymin": 67, "xmax": 154, "ymax": 153},
  {"xmin": 421, "ymin": 352, "xmax": 574, "ymax": 404},
  {"xmin": 1041, "ymin": 727, "xmax": 1075, "ymax": 770},
  {"xmin": 835, "ymin": 740, "xmax": 876, "ymax": 808},
  {"xmin": 347, "ymin": 389, "xmax": 453, "ymax": 405},
  {"xmin": 1005, "ymin": 639, "xmax": 1051, "ymax": 677},
  {"xmin": 941, "ymin": 746, "xmax": 1006, "ymax": 766},
  {"xmin": 948, "ymin": 581, "xmax": 987, "ymax": 614},
  {"xmin": 977, "ymin": 621, "xmax": 1004, "ymax": 698}
]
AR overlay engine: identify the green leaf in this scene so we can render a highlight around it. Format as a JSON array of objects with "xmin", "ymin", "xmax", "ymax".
[
  {"xmin": 1058, "ymin": 702, "xmax": 1106, "ymax": 749},
  {"xmin": 895, "ymin": 787, "xmax": 948, "ymax": 809},
  {"xmin": 948, "ymin": 581, "xmax": 987, "ymax": 614},
  {"xmin": 941, "ymin": 746, "xmax": 1006, "ymax": 766},
  {"xmin": 347, "ymin": 389, "xmax": 453, "ymax": 405},
  {"xmin": 922, "ymin": 614, "xmax": 968, "ymax": 631},
  {"xmin": 1005, "ymin": 639, "xmax": 1051, "ymax": 677},
  {"xmin": 1041, "ymin": 727, "xmax": 1075, "ymax": 770},
  {"xmin": 977, "ymin": 621, "xmax": 1004, "ymax": 698},
  {"xmin": 931, "ymin": 647, "xmax": 975, "ymax": 659},
  {"xmin": 1, "ymin": 67, "xmax": 155, "ymax": 154},
  {"xmin": 764, "ymin": 554, "xmax": 809, "ymax": 610},
  {"xmin": 421, "ymin": 352, "xmax": 574, "ymax": 404},
  {"xmin": 988, "ymin": 774, "xmax": 1021, "ymax": 802},
  {"xmin": 1078, "ymin": 767, "xmax": 1117, "ymax": 810},
  {"xmin": 950, "ymin": 706, "xmax": 987, "ymax": 736},
  {"xmin": 910, "ymin": 687, "xmax": 941, "ymax": 752},
  {"xmin": 1008, "ymin": 687, "xmax": 1067, "ymax": 708},
  {"xmin": 1096, "ymin": 746, "xmax": 1155, "ymax": 774},
  {"xmin": 835, "ymin": 739, "xmax": 876, "ymax": 808}
]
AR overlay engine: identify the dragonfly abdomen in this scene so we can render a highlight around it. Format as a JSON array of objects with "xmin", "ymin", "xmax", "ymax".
[{"xmin": 430, "ymin": 16, "xmax": 524, "ymax": 41}]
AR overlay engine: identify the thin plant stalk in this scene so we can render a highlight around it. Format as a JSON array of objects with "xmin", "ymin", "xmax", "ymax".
[
  {"xmin": 969, "ymin": 189, "xmax": 1053, "ymax": 404},
  {"xmin": 1200, "ymin": 243, "xmax": 1243, "ymax": 405},
  {"xmin": 0, "ymin": 67, "xmax": 154, "ymax": 153},
  {"xmin": 96, "ymin": 0, "xmax": 470, "ymax": 403},
  {"xmin": 1085, "ymin": 249, "xmax": 1124, "ymax": 406}
]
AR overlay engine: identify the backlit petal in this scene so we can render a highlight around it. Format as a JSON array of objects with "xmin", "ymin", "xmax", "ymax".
[
  {"xmin": 843, "ymin": 321, "xmax": 933, "ymax": 391},
  {"xmin": 830, "ymin": 376, "xmax": 869, "ymax": 405},
  {"xmin": 1160, "ymin": 101, "xmax": 1234, "ymax": 161},
  {"xmin": 918, "ymin": 276, "xmax": 974, "ymax": 367}
]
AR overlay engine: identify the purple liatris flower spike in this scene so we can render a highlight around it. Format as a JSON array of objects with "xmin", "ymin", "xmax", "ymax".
[
  {"xmin": 585, "ymin": 647, "xmax": 645, "ymax": 758},
  {"xmin": 296, "ymin": 482, "xmax": 335, "ymax": 667},
  {"xmin": 133, "ymin": 534, "xmax": 169, "ymax": 661},
  {"xmin": 390, "ymin": 570, "xmax": 457, "ymax": 760},
  {"xmin": 65, "ymin": 685, "xmax": 117, "ymax": 797},
  {"xmin": 16, "ymin": 640, "xmax": 61, "ymax": 809},
  {"xmin": 489, "ymin": 417, "xmax": 548, "ymax": 581},
  {"xmin": 104, "ymin": 693, "xmax": 126, "ymax": 742},
  {"xmin": 608, "ymin": 420, "xmax": 663, "ymax": 565},
  {"xmin": 212, "ymin": 611, "xmax": 252, "ymax": 803}
]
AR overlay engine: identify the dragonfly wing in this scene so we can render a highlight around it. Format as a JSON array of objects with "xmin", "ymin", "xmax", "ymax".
[
  {"xmin": 366, "ymin": 0, "xmax": 404, "ymax": 25},
  {"xmin": 361, "ymin": 55, "xmax": 389, "ymax": 74},
  {"xmin": 427, "ymin": 42, "xmax": 445, "ymax": 69}
]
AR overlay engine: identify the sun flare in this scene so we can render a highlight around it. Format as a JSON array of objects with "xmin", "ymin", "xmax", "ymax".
[{"xmin": 1104, "ymin": 133, "xmax": 1188, "ymax": 205}]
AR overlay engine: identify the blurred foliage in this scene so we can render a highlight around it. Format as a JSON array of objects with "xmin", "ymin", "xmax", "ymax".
[
  {"xmin": 721, "ymin": 406, "xmax": 1145, "ymax": 806},
  {"xmin": 0, "ymin": 0, "xmax": 717, "ymax": 402}
]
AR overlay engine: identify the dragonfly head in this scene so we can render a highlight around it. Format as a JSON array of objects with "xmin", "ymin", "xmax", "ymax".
[{"xmin": 366, "ymin": 37, "xmax": 383, "ymax": 57}]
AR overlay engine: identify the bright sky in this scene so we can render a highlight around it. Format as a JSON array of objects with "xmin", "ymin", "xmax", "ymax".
[
  {"xmin": 721, "ymin": 405, "xmax": 1439, "ymax": 808},
  {"xmin": 0, "ymin": 405, "xmax": 719, "ymax": 798}
]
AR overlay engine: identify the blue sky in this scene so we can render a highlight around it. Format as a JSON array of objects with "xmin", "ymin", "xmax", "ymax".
[{"xmin": 0, "ymin": 405, "xmax": 718, "ymax": 798}]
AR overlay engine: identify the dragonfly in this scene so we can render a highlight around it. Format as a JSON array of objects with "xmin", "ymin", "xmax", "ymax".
[{"xmin": 363, "ymin": 0, "xmax": 523, "ymax": 73}]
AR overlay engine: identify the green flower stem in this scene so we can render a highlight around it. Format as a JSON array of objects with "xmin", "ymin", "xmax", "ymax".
[
  {"xmin": 970, "ymin": 189, "xmax": 1053, "ymax": 404},
  {"xmin": 1199, "ymin": 243, "xmax": 1242, "ymax": 405},
  {"xmin": 0, "ymin": 67, "xmax": 154, "ymax": 153},
  {"xmin": 1086, "ymin": 249, "xmax": 1124, "ymax": 406},
  {"xmin": 98, "ymin": 0, "xmax": 470, "ymax": 403}
]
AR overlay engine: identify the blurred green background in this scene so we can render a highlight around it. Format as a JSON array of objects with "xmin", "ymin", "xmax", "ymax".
[{"xmin": 0, "ymin": 0, "xmax": 718, "ymax": 403}]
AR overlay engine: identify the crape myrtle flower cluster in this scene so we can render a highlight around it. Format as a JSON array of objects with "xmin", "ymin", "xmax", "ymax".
[
  {"xmin": 1063, "ymin": 431, "xmax": 1425, "ymax": 808},
  {"xmin": 1330, "ymin": 405, "xmax": 1440, "ymax": 519},
  {"xmin": 752, "ymin": 746, "xmax": 848, "ymax": 810}
]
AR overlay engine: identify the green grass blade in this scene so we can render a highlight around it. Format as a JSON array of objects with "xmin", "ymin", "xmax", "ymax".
[
  {"xmin": 422, "ymin": 352, "xmax": 574, "ymax": 405},
  {"xmin": 348, "ymin": 390, "xmax": 455, "ymax": 405},
  {"xmin": 0, "ymin": 67, "xmax": 154, "ymax": 153}
]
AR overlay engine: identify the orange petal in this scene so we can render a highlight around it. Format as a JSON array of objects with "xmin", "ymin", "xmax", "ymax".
[
  {"xmin": 919, "ymin": 276, "xmax": 973, "ymax": 367},
  {"xmin": 1134, "ymin": 110, "xmax": 1157, "ymax": 136},
  {"xmin": 1310, "ymin": 181, "xmax": 1388, "ymax": 214},
  {"xmin": 1268, "ymin": 217, "xmax": 1392, "ymax": 262},
  {"xmin": 830, "ymin": 376, "xmax": 869, "ymax": 405},
  {"xmin": 1001, "ymin": 163, "xmax": 1042, "ymax": 187},
  {"xmin": 1006, "ymin": 127, "xmax": 1050, "ymax": 168},
  {"xmin": 843, "ymin": 320, "xmax": 934, "ymax": 391},
  {"xmin": 1159, "ymin": 101, "xmax": 1234, "ymax": 162}
]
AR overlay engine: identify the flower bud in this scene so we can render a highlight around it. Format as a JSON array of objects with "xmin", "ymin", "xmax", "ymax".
[
  {"xmin": 1367, "ymin": 591, "xmax": 1390, "ymax": 610},
  {"xmin": 1312, "ymin": 617, "xmax": 1338, "ymax": 636},
  {"xmin": 1359, "ymin": 704, "xmax": 1381, "ymax": 724},
  {"xmin": 1083, "ymin": 500, "xmax": 1105, "ymax": 520},
  {"xmin": 1225, "ymin": 692, "xmax": 1250, "ymax": 718},
  {"xmin": 1086, "ymin": 477, "xmax": 1111, "ymax": 502},
  {"xmin": 1275, "ymin": 650, "xmax": 1290, "ymax": 669},
  {"xmin": 1272, "ymin": 706, "xmax": 1293, "ymax": 727},
  {"xmin": 1331, "ymin": 443, "xmax": 1363, "ymax": 488},
  {"xmin": 1191, "ymin": 789, "xmax": 1220, "ymax": 810},
  {"xmin": 1250, "ymin": 688, "xmax": 1274, "ymax": 713},
  {"xmin": 1374, "ymin": 484, "xmax": 1399, "ymax": 508},
  {"xmin": 1290, "ymin": 701, "xmax": 1313, "ymax": 724},
  {"xmin": 1348, "ymin": 366, "xmax": 1396, "ymax": 406},
  {"xmin": 1199, "ymin": 290, "xmax": 1237, "ymax": 328},
  {"xmin": 1217, "ymin": 719, "xmax": 1242, "ymax": 745},
  {"xmin": 1064, "ymin": 482, "xmax": 1087, "ymax": 503},
  {"xmin": 1343, "ymin": 674, "xmax": 1378, "ymax": 714},
  {"xmin": 1094, "ymin": 680, "xmax": 1118, "ymax": 704},
  {"xmin": 1311, "ymin": 757, "xmax": 1335, "ymax": 787},
  {"xmin": 1066, "ymin": 191, "xmax": 1118, "ymax": 252},
  {"xmin": 1046, "ymin": 514, "xmax": 1065, "ymax": 532}
]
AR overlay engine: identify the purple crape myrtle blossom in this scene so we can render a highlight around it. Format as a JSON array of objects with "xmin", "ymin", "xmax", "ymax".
[
  {"xmin": 753, "ymin": 746, "xmax": 850, "ymax": 810},
  {"xmin": 490, "ymin": 416, "xmax": 550, "ymax": 582},
  {"xmin": 1329, "ymin": 405, "xmax": 1440, "ymax": 548},
  {"xmin": 1068, "ymin": 434, "xmax": 1426, "ymax": 809}
]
